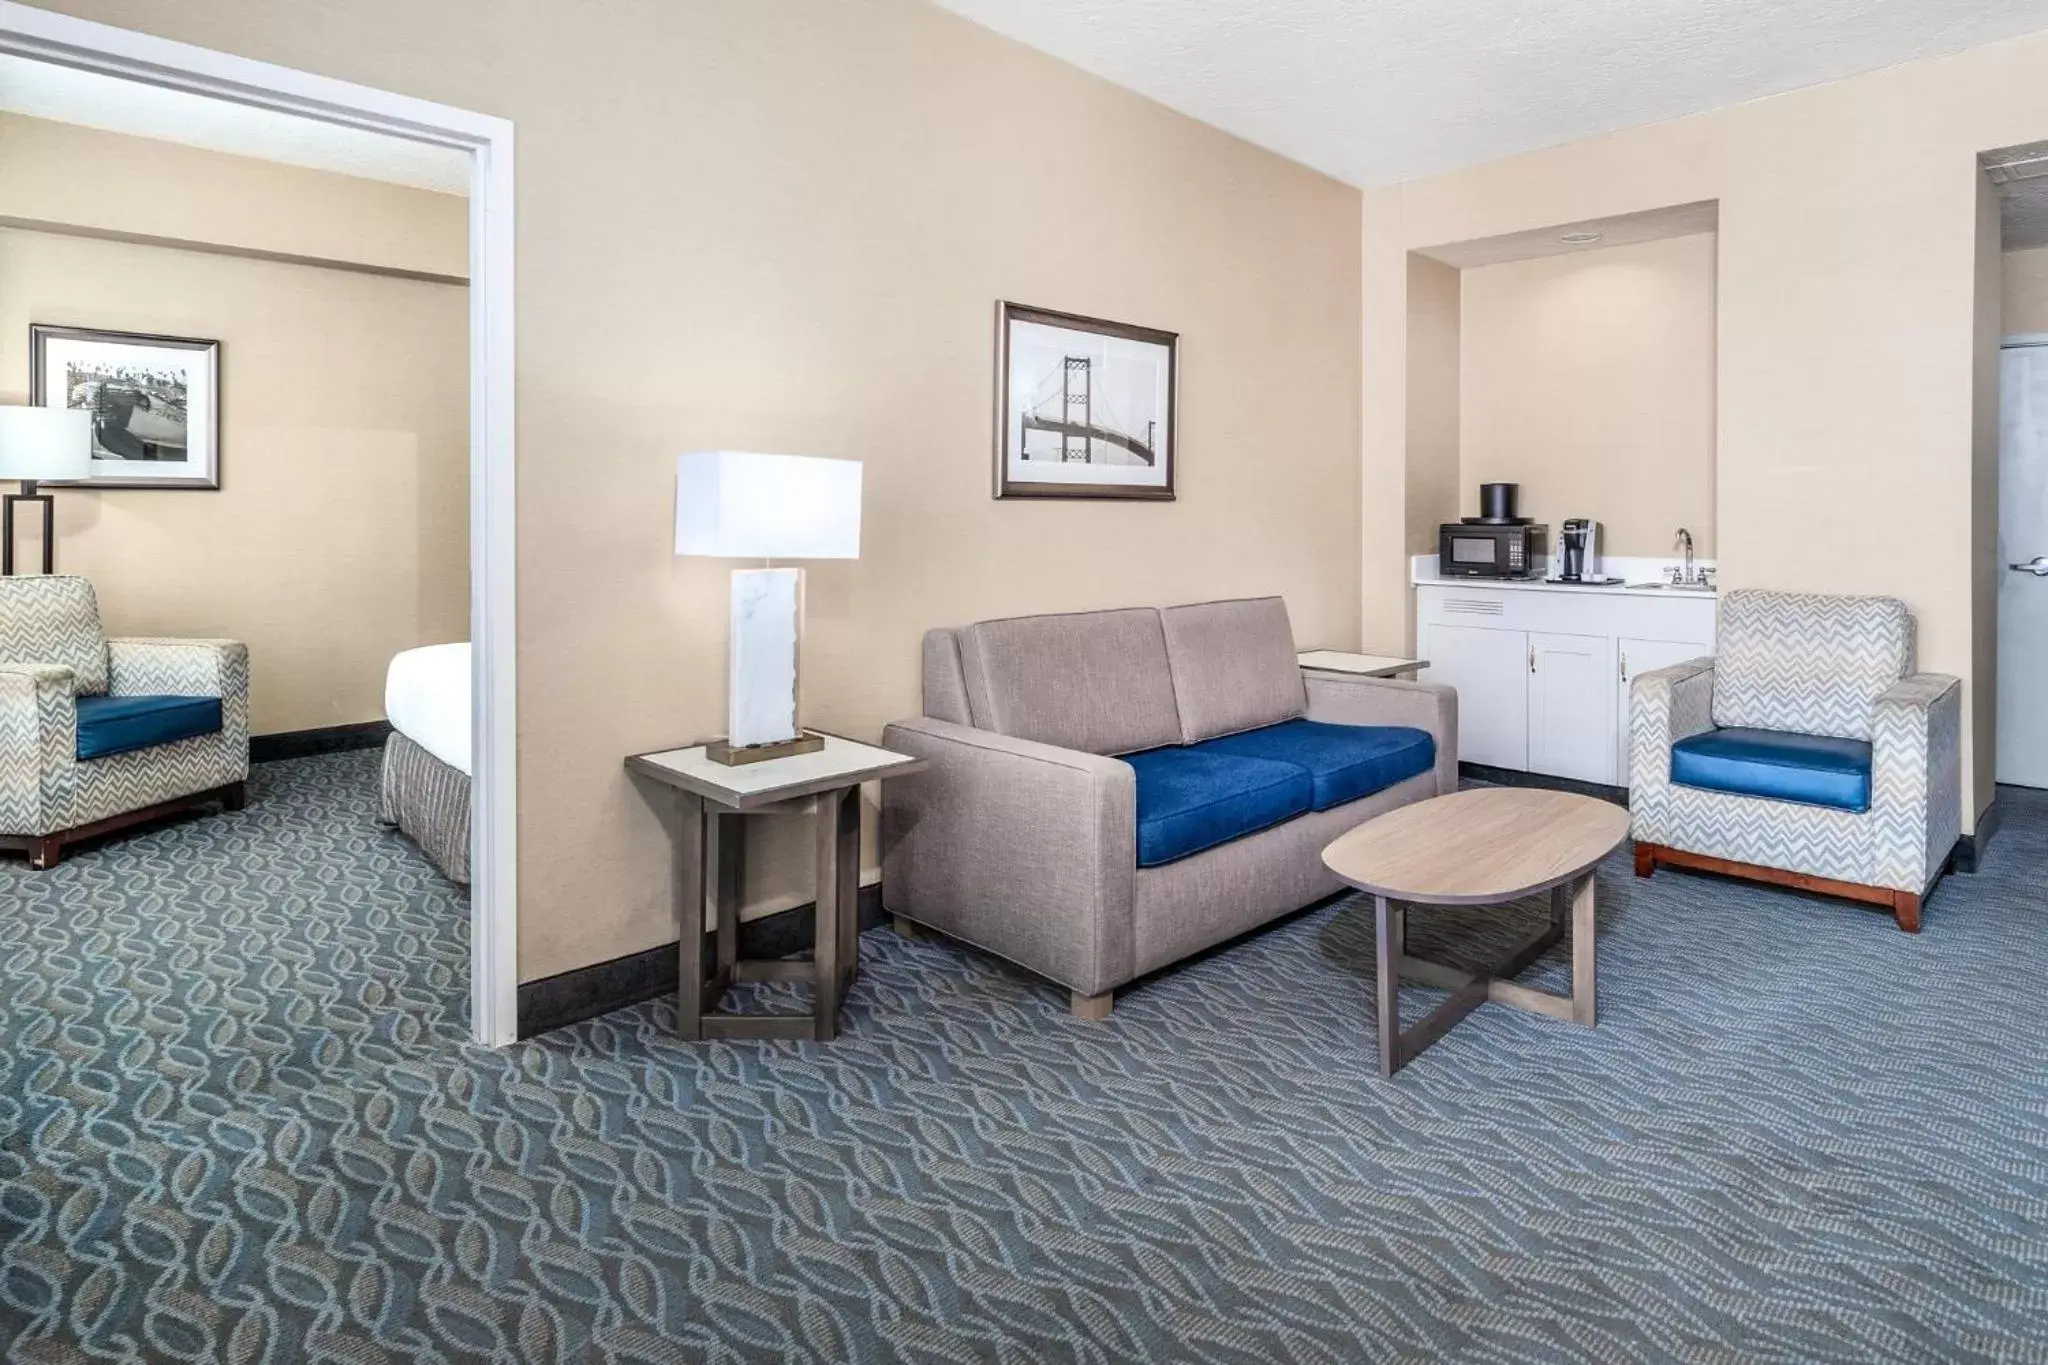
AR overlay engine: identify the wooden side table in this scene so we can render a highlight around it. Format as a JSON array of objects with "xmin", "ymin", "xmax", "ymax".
[{"xmin": 626, "ymin": 734, "xmax": 926, "ymax": 1041}]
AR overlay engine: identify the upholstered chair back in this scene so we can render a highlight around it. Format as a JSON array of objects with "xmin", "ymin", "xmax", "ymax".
[
  {"xmin": 0, "ymin": 574, "xmax": 110, "ymax": 696},
  {"xmin": 1711, "ymin": 590, "xmax": 1914, "ymax": 741}
]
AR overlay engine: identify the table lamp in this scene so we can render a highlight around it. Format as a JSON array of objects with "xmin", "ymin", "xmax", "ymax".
[
  {"xmin": 675, "ymin": 450, "xmax": 862, "ymax": 765},
  {"xmin": 0, "ymin": 406, "xmax": 92, "ymax": 576}
]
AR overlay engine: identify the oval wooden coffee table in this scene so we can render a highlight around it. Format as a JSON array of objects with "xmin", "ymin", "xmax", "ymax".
[{"xmin": 1321, "ymin": 787, "xmax": 1631, "ymax": 1076}]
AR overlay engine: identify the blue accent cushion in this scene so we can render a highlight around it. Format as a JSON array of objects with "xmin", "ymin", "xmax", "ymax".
[
  {"xmin": 1193, "ymin": 719, "xmax": 1437, "ymax": 811},
  {"xmin": 1124, "ymin": 747, "xmax": 1312, "ymax": 868},
  {"xmin": 75, "ymin": 694, "xmax": 223, "ymax": 761},
  {"xmin": 1670, "ymin": 726, "xmax": 1873, "ymax": 813}
]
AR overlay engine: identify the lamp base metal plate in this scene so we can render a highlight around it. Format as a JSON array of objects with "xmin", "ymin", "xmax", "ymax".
[{"xmin": 704, "ymin": 733, "xmax": 825, "ymax": 767}]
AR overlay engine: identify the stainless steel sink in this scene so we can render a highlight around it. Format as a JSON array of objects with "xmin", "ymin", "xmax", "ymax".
[{"xmin": 1626, "ymin": 581, "xmax": 1716, "ymax": 593}]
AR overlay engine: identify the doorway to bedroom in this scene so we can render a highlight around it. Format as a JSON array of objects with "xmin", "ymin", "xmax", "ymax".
[{"xmin": 0, "ymin": 10, "xmax": 516, "ymax": 1048}]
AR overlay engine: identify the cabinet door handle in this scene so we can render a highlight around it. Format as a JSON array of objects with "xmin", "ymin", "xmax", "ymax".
[
  {"xmin": 1528, "ymin": 645, "xmax": 1536, "ymax": 674},
  {"xmin": 1619, "ymin": 650, "xmax": 1627, "ymax": 681}
]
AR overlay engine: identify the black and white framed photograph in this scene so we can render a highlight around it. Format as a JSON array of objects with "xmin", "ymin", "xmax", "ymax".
[
  {"xmin": 995, "ymin": 302, "xmax": 1176, "ymax": 500},
  {"xmin": 30, "ymin": 324, "xmax": 220, "ymax": 489}
]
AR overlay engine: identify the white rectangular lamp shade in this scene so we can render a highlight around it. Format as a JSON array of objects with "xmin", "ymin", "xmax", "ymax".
[
  {"xmin": 674, "ymin": 452, "xmax": 862, "ymax": 750},
  {"xmin": 0, "ymin": 407, "xmax": 92, "ymax": 483}
]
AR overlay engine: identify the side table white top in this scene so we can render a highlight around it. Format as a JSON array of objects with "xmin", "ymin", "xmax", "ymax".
[
  {"xmin": 627, "ymin": 733, "xmax": 926, "ymax": 810},
  {"xmin": 1298, "ymin": 650, "xmax": 1427, "ymax": 677}
]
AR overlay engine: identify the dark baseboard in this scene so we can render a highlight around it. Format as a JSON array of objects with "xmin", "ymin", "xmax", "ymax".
[
  {"xmin": 1956, "ymin": 794, "xmax": 2004, "ymax": 874},
  {"xmin": 252, "ymin": 719, "xmax": 392, "ymax": 763},
  {"xmin": 517, "ymin": 883, "xmax": 886, "ymax": 1039},
  {"xmin": 1460, "ymin": 761, "xmax": 1627, "ymax": 807}
]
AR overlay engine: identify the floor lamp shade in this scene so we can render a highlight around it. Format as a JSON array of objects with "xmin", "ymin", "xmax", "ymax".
[
  {"xmin": 0, "ymin": 406, "xmax": 90, "ymax": 576},
  {"xmin": 674, "ymin": 452, "xmax": 863, "ymax": 758},
  {"xmin": 0, "ymin": 406, "xmax": 92, "ymax": 484}
]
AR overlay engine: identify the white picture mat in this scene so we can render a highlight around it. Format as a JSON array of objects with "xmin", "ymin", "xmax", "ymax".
[
  {"xmin": 1005, "ymin": 318, "xmax": 1170, "ymax": 488},
  {"xmin": 38, "ymin": 332, "xmax": 216, "ymax": 483}
]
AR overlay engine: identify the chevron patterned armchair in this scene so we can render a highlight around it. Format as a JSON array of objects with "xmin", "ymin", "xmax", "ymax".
[
  {"xmin": 0, "ymin": 575, "xmax": 249, "ymax": 870},
  {"xmin": 1630, "ymin": 590, "xmax": 1961, "ymax": 932}
]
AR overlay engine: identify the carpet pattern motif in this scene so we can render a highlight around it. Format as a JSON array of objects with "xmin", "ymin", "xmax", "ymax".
[{"xmin": 3, "ymin": 752, "xmax": 2047, "ymax": 1362}]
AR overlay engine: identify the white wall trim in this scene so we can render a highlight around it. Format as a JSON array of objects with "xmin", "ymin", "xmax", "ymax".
[{"xmin": 0, "ymin": 2, "xmax": 522, "ymax": 1046}]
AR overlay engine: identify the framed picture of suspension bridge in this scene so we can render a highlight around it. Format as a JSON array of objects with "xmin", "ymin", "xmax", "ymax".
[{"xmin": 994, "ymin": 301, "xmax": 1176, "ymax": 500}]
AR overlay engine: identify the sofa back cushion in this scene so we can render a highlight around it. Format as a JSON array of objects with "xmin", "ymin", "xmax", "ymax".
[
  {"xmin": 1159, "ymin": 597, "xmax": 1305, "ymax": 743},
  {"xmin": 1713, "ymin": 589, "xmax": 1912, "ymax": 741},
  {"xmin": 958, "ymin": 607, "xmax": 1183, "ymax": 755},
  {"xmin": 0, "ymin": 574, "xmax": 109, "ymax": 696},
  {"xmin": 921, "ymin": 628, "xmax": 972, "ymax": 725}
]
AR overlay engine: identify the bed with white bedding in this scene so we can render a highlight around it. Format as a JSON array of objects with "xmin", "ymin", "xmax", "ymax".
[{"xmin": 379, "ymin": 642, "xmax": 471, "ymax": 884}]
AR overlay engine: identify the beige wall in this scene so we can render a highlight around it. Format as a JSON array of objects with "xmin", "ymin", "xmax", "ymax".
[
  {"xmin": 2007, "ymin": 245, "xmax": 2048, "ymax": 333},
  {"xmin": 0, "ymin": 111, "xmax": 466, "ymax": 279},
  {"xmin": 28, "ymin": 0, "xmax": 1367, "ymax": 980},
  {"xmin": 1457, "ymin": 233, "xmax": 1717, "ymax": 557},
  {"xmin": 0, "ymin": 116, "xmax": 469, "ymax": 734},
  {"xmin": 1364, "ymin": 29, "xmax": 2048, "ymax": 833},
  {"xmin": 1403, "ymin": 254, "xmax": 1461, "ymax": 563}
]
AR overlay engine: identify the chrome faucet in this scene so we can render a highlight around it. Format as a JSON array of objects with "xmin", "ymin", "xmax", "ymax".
[{"xmin": 1673, "ymin": 528, "xmax": 1695, "ymax": 586}]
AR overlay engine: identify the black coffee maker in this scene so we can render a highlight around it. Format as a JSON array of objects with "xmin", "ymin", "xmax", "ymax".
[{"xmin": 1558, "ymin": 517, "xmax": 1599, "ymax": 582}]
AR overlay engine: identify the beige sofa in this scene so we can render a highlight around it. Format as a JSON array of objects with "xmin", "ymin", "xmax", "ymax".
[{"xmin": 880, "ymin": 597, "xmax": 1457, "ymax": 1017}]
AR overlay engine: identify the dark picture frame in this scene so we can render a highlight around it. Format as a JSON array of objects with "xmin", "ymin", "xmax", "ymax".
[
  {"xmin": 30, "ymin": 324, "xmax": 221, "ymax": 489},
  {"xmin": 994, "ymin": 301, "xmax": 1177, "ymax": 501}
]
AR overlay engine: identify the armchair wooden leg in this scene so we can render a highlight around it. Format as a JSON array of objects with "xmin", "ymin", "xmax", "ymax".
[
  {"xmin": 1070, "ymin": 990, "xmax": 1113, "ymax": 1021},
  {"xmin": 222, "ymin": 781, "xmax": 247, "ymax": 812},
  {"xmin": 27, "ymin": 836, "xmax": 60, "ymax": 870},
  {"xmin": 1634, "ymin": 842, "xmax": 1657, "ymax": 877},
  {"xmin": 1892, "ymin": 891, "xmax": 1922, "ymax": 934}
]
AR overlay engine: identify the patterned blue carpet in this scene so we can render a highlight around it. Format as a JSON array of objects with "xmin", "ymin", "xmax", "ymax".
[{"xmin": 3, "ymin": 751, "xmax": 2047, "ymax": 1362}]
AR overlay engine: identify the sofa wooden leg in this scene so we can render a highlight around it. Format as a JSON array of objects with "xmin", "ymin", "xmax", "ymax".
[
  {"xmin": 222, "ymin": 781, "xmax": 247, "ymax": 812},
  {"xmin": 1892, "ymin": 891, "xmax": 1922, "ymax": 934},
  {"xmin": 27, "ymin": 837, "xmax": 60, "ymax": 871},
  {"xmin": 1633, "ymin": 842, "xmax": 1657, "ymax": 878},
  {"xmin": 1070, "ymin": 990, "xmax": 1113, "ymax": 1021}
]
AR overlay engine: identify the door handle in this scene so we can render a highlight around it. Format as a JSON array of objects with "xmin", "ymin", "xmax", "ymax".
[{"xmin": 2011, "ymin": 556, "xmax": 2048, "ymax": 576}]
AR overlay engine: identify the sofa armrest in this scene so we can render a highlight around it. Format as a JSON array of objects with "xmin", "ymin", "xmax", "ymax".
[
  {"xmin": 0, "ymin": 663, "xmax": 77, "ymax": 835},
  {"xmin": 879, "ymin": 716, "xmax": 1136, "ymax": 997},
  {"xmin": 1302, "ymin": 673, "xmax": 1458, "ymax": 795},
  {"xmin": 1871, "ymin": 672, "xmax": 1962, "ymax": 891}
]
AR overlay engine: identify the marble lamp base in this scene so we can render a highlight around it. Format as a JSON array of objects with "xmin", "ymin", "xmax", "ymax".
[{"xmin": 709, "ymin": 566, "xmax": 825, "ymax": 767}]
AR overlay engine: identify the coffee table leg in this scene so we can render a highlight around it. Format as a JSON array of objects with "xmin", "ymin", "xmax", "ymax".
[
  {"xmin": 1571, "ymin": 872, "xmax": 1597, "ymax": 1026},
  {"xmin": 1375, "ymin": 894, "xmax": 1402, "ymax": 1077}
]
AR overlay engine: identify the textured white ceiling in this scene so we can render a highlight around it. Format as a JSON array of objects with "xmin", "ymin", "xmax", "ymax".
[
  {"xmin": 0, "ymin": 54, "xmax": 469, "ymax": 195},
  {"xmin": 930, "ymin": 0, "xmax": 2048, "ymax": 188}
]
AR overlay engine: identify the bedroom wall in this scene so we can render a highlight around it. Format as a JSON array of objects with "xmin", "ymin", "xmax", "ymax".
[
  {"xmin": 0, "ymin": 115, "xmax": 469, "ymax": 735},
  {"xmin": 25, "ymin": 0, "xmax": 1366, "ymax": 982}
]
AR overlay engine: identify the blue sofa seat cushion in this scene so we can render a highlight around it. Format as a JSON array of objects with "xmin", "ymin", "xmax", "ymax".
[
  {"xmin": 1193, "ymin": 718, "xmax": 1436, "ymax": 811},
  {"xmin": 1670, "ymin": 726, "xmax": 1872, "ymax": 813},
  {"xmin": 1124, "ymin": 748, "xmax": 1312, "ymax": 868},
  {"xmin": 75, "ymin": 694, "xmax": 223, "ymax": 761}
]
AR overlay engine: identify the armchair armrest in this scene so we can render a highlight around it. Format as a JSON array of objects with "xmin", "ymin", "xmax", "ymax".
[
  {"xmin": 1871, "ymin": 672, "xmax": 1962, "ymax": 892},
  {"xmin": 107, "ymin": 638, "xmax": 246, "ymax": 699},
  {"xmin": 0, "ymin": 663, "xmax": 78, "ymax": 835},
  {"xmin": 879, "ymin": 716, "xmax": 1136, "ymax": 997},
  {"xmin": 1302, "ymin": 673, "xmax": 1458, "ymax": 794},
  {"xmin": 1628, "ymin": 658, "xmax": 1715, "ymax": 786}
]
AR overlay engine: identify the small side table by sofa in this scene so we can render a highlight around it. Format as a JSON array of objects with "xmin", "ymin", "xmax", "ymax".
[
  {"xmin": 626, "ymin": 733, "xmax": 926, "ymax": 1042},
  {"xmin": 1298, "ymin": 650, "xmax": 1427, "ymax": 679}
]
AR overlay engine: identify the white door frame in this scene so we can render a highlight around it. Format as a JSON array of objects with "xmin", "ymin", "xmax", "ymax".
[{"xmin": 0, "ymin": 2, "xmax": 520, "ymax": 1045}]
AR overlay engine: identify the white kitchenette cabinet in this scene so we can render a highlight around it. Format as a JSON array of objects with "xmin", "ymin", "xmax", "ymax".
[{"xmin": 1414, "ymin": 561, "xmax": 1715, "ymax": 788}]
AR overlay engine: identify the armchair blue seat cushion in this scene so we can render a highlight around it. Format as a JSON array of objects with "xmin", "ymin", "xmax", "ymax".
[
  {"xmin": 1125, "ymin": 748, "xmax": 1312, "ymax": 867},
  {"xmin": 75, "ymin": 694, "xmax": 223, "ymax": 761},
  {"xmin": 1669, "ymin": 726, "xmax": 1872, "ymax": 813},
  {"xmin": 1194, "ymin": 719, "xmax": 1436, "ymax": 811}
]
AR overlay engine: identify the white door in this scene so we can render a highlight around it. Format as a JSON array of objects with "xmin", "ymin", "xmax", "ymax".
[
  {"xmin": 1999, "ymin": 342, "xmax": 2048, "ymax": 787},
  {"xmin": 1419, "ymin": 623, "xmax": 1529, "ymax": 769},
  {"xmin": 1528, "ymin": 631, "xmax": 1617, "ymax": 784},
  {"xmin": 1617, "ymin": 637, "xmax": 1715, "ymax": 785}
]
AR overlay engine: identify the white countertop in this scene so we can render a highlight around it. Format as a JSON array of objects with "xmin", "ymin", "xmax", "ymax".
[{"xmin": 1411, "ymin": 554, "xmax": 1716, "ymax": 600}]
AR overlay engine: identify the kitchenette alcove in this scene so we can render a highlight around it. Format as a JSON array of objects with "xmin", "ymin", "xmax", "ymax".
[{"xmin": 1403, "ymin": 202, "xmax": 1722, "ymax": 788}]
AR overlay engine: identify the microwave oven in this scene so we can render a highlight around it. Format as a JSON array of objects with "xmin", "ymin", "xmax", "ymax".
[{"xmin": 1438, "ymin": 522, "xmax": 1546, "ymax": 578}]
